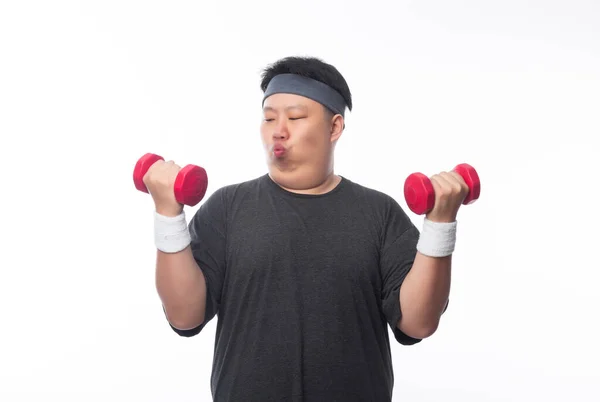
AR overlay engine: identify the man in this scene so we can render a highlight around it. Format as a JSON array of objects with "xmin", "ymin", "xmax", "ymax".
[{"xmin": 144, "ymin": 56, "xmax": 470, "ymax": 401}]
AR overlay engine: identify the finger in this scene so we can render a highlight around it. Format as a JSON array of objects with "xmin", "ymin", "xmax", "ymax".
[
  {"xmin": 431, "ymin": 173, "xmax": 453, "ymax": 189},
  {"xmin": 440, "ymin": 171, "xmax": 465, "ymax": 193},
  {"xmin": 146, "ymin": 159, "xmax": 164, "ymax": 175},
  {"xmin": 159, "ymin": 160, "xmax": 175, "ymax": 172},
  {"xmin": 430, "ymin": 174, "xmax": 452, "ymax": 196},
  {"xmin": 449, "ymin": 171, "xmax": 470, "ymax": 195}
]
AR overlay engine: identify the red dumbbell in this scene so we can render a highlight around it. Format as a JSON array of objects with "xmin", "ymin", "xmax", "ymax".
[
  {"xmin": 133, "ymin": 153, "xmax": 208, "ymax": 207},
  {"xmin": 403, "ymin": 163, "xmax": 480, "ymax": 215}
]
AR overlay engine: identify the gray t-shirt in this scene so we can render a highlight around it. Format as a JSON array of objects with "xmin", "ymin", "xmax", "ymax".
[{"xmin": 167, "ymin": 173, "xmax": 423, "ymax": 401}]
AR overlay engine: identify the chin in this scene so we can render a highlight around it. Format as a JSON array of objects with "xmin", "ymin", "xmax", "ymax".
[
  {"xmin": 267, "ymin": 153, "xmax": 291, "ymax": 167},
  {"xmin": 268, "ymin": 163, "xmax": 292, "ymax": 175}
]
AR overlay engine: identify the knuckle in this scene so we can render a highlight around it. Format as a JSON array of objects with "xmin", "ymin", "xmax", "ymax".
[{"xmin": 439, "ymin": 187, "xmax": 451, "ymax": 197}]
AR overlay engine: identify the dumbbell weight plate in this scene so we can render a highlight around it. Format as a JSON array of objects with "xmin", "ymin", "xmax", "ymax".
[
  {"xmin": 174, "ymin": 164, "xmax": 208, "ymax": 206},
  {"xmin": 133, "ymin": 153, "xmax": 164, "ymax": 193},
  {"xmin": 453, "ymin": 163, "xmax": 480, "ymax": 205},
  {"xmin": 404, "ymin": 172, "xmax": 435, "ymax": 215}
]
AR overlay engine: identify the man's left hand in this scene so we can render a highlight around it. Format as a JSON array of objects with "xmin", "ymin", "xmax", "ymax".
[{"xmin": 425, "ymin": 171, "xmax": 470, "ymax": 223}]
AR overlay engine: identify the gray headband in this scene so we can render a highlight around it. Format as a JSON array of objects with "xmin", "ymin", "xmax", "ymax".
[{"xmin": 262, "ymin": 73, "xmax": 347, "ymax": 117}]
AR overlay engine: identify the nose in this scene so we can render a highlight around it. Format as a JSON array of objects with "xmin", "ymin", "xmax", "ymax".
[{"xmin": 273, "ymin": 119, "xmax": 289, "ymax": 140}]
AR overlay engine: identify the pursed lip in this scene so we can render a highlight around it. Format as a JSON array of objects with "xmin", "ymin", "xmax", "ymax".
[
  {"xmin": 272, "ymin": 143, "xmax": 287, "ymax": 152},
  {"xmin": 271, "ymin": 143, "xmax": 288, "ymax": 158}
]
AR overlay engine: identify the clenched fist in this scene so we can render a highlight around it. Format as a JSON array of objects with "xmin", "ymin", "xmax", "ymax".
[
  {"xmin": 425, "ymin": 171, "xmax": 470, "ymax": 223},
  {"xmin": 142, "ymin": 160, "xmax": 184, "ymax": 217}
]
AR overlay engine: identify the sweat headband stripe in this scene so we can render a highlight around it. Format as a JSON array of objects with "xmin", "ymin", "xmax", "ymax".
[{"xmin": 262, "ymin": 73, "xmax": 347, "ymax": 117}]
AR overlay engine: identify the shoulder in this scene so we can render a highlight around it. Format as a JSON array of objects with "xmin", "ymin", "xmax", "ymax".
[
  {"xmin": 192, "ymin": 174, "xmax": 266, "ymax": 215},
  {"xmin": 210, "ymin": 174, "xmax": 266, "ymax": 204},
  {"xmin": 341, "ymin": 176, "xmax": 416, "ymax": 235},
  {"xmin": 342, "ymin": 176, "xmax": 403, "ymax": 211}
]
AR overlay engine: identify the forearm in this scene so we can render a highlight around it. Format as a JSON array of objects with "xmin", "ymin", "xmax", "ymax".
[
  {"xmin": 397, "ymin": 252, "xmax": 451, "ymax": 338},
  {"xmin": 156, "ymin": 246, "xmax": 207, "ymax": 330}
]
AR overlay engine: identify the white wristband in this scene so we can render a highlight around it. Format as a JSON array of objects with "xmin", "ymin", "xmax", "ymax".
[
  {"xmin": 416, "ymin": 218, "xmax": 457, "ymax": 257},
  {"xmin": 154, "ymin": 211, "xmax": 191, "ymax": 253}
]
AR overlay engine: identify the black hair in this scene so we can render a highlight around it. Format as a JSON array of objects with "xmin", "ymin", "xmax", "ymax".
[{"xmin": 260, "ymin": 56, "xmax": 353, "ymax": 112}]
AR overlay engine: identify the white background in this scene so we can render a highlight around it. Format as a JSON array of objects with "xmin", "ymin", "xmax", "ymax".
[{"xmin": 1, "ymin": 1, "xmax": 599, "ymax": 401}]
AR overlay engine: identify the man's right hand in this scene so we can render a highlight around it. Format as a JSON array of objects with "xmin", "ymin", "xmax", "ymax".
[{"xmin": 142, "ymin": 159, "xmax": 184, "ymax": 217}]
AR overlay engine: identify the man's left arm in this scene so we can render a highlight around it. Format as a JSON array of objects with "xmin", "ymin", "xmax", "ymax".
[
  {"xmin": 396, "ymin": 170, "xmax": 471, "ymax": 339},
  {"xmin": 397, "ymin": 253, "xmax": 451, "ymax": 339}
]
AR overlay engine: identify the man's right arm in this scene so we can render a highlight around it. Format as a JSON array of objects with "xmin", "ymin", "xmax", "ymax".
[
  {"xmin": 142, "ymin": 158, "xmax": 226, "ymax": 335},
  {"xmin": 156, "ymin": 246, "xmax": 207, "ymax": 330}
]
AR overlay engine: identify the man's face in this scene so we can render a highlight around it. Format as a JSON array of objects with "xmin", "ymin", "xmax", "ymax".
[{"xmin": 260, "ymin": 93, "xmax": 335, "ymax": 172}]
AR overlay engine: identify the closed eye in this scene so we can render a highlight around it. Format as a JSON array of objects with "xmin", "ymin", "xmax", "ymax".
[{"xmin": 263, "ymin": 117, "xmax": 305, "ymax": 122}]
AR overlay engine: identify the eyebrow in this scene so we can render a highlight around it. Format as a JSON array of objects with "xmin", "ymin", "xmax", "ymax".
[{"xmin": 263, "ymin": 105, "xmax": 308, "ymax": 113}]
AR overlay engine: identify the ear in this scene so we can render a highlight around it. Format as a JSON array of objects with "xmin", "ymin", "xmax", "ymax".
[{"xmin": 329, "ymin": 114, "xmax": 344, "ymax": 143}]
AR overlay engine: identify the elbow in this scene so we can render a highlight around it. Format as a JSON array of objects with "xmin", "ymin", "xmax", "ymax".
[
  {"xmin": 164, "ymin": 307, "xmax": 205, "ymax": 331},
  {"xmin": 415, "ymin": 323, "xmax": 439, "ymax": 339},
  {"xmin": 397, "ymin": 319, "xmax": 440, "ymax": 339},
  {"xmin": 169, "ymin": 317, "xmax": 204, "ymax": 331}
]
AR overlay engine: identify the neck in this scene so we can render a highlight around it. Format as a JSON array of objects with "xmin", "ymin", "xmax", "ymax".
[{"xmin": 268, "ymin": 167, "xmax": 341, "ymax": 195}]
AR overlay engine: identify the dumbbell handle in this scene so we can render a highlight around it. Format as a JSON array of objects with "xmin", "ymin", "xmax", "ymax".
[
  {"xmin": 404, "ymin": 163, "xmax": 480, "ymax": 215},
  {"xmin": 133, "ymin": 153, "xmax": 208, "ymax": 207}
]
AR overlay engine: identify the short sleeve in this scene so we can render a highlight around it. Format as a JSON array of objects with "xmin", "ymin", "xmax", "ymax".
[
  {"xmin": 167, "ymin": 187, "xmax": 228, "ymax": 337},
  {"xmin": 379, "ymin": 197, "xmax": 423, "ymax": 346}
]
